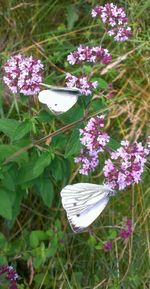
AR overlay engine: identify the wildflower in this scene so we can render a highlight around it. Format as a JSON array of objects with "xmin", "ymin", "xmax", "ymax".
[
  {"xmin": 108, "ymin": 26, "xmax": 132, "ymax": 42},
  {"xmin": 67, "ymin": 45, "xmax": 112, "ymax": 65},
  {"xmin": 119, "ymin": 218, "xmax": 132, "ymax": 240},
  {"xmin": 79, "ymin": 115, "xmax": 110, "ymax": 153},
  {"xmin": 3, "ymin": 54, "xmax": 43, "ymax": 95},
  {"xmin": 0, "ymin": 265, "xmax": 18, "ymax": 289},
  {"xmin": 75, "ymin": 148, "xmax": 99, "ymax": 175},
  {"xmin": 91, "ymin": 3, "xmax": 131, "ymax": 41},
  {"xmin": 65, "ymin": 73, "xmax": 98, "ymax": 95},
  {"xmin": 92, "ymin": 3, "xmax": 128, "ymax": 26},
  {"xmin": 103, "ymin": 140, "xmax": 149, "ymax": 190},
  {"xmin": 75, "ymin": 116, "xmax": 110, "ymax": 175},
  {"xmin": 103, "ymin": 241, "xmax": 113, "ymax": 252}
]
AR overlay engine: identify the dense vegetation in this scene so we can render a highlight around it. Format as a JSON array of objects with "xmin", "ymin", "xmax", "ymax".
[{"xmin": 0, "ymin": 0, "xmax": 150, "ymax": 288}]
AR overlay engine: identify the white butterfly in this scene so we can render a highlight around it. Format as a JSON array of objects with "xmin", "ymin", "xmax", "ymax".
[
  {"xmin": 38, "ymin": 84, "xmax": 80, "ymax": 115},
  {"xmin": 60, "ymin": 183, "xmax": 115, "ymax": 233}
]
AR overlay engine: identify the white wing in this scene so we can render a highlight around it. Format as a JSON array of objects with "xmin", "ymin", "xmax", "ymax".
[
  {"xmin": 38, "ymin": 88, "xmax": 79, "ymax": 115},
  {"xmin": 60, "ymin": 183, "xmax": 114, "ymax": 233}
]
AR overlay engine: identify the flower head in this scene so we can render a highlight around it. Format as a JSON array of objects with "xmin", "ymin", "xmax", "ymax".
[
  {"xmin": 108, "ymin": 26, "xmax": 132, "ymax": 41},
  {"xmin": 0, "ymin": 265, "xmax": 18, "ymax": 289},
  {"xmin": 91, "ymin": 3, "xmax": 131, "ymax": 41},
  {"xmin": 103, "ymin": 141, "xmax": 149, "ymax": 190},
  {"xmin": 75, "ymin": 148, "xmax": 99, "ymax": 175},
  {"xmin": 67, "ymin": 45, "xmax": 112, "ymax": 65},
  {"xmin": 119, "ymin": 218, "xmax": 132, "ymax": 240},
  {"xmin": 65, "ymin": 73, "xmax": 98, "ymax": 95},
  {"xmin": 79, "ymin": 115, "xmax": 110, "ymax": 153},
  {"xmin": 75, "ymin": 116, "xmax": 110, "ymax": 175},
  {"xmin": 3, "ymin": 54, "xmax": 43, "ymax": 95}
]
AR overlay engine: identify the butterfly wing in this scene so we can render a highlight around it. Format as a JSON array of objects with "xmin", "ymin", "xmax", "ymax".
[
  {"xmin": 38, "ymin": 88, "xmax": 79, "ymax": 115},
  {"xmin": 60, "ymin": 183, "xmax": 114, "ymax": 233}
]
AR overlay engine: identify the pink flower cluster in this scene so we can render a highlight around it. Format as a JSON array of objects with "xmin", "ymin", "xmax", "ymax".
[
  {"xmin": 67, "ymin": 45, "xmax": 112, "ymax": 65},
  {"xmin": 119, "ymin": 218, "xmax": 132, "ymax": 240},
  {"xmin": 0, "ymin": 265, "xmax": 18, "ymax": 289},
  {"xmin": 3, "ymin": 54, "xmax": 43, "ymax": 95},
  {"xmin": 75, "ymin": 148, "xmax": 99, "ymax": 175},
  {"xmin": 103, "ymin": 140, "xmax": 149, "ymax": 190},
  {"xmin": 103, "ymin": 218, "xmax": 132, "ymax": 252},
  {"xmin": 75, "ymin": 115, "xmax": 110, "ymax": 175},
  {"xmin": 91, "ymin": 3, "xmax": 131, "ymax": 41},
  {"xmin": 65, "ymin": 73, "xmax": 98, "ymax": 96}
]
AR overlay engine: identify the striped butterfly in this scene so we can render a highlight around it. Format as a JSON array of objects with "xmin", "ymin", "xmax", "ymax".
[
  {"xmin": 60, "ymin": 183, "xmax": 115, "ymax": 233},
  {"xmin": 38, "ymin": 84, "xmax": 80, "ymax": 115}
]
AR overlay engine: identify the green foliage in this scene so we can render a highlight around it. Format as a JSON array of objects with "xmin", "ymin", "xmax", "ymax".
[
  {"xmin": 12, "ymin": 120, "xmax": 32, "ymax": 141},
  {"xmin": 64, "ymin": 128, "xmax": 81, "ymax": 158},
  {"xmin": 66, "ymin": 4, "xmax": 79, "ymax": 30},
  {"xmin": 17, "ymin": 152, "xmax": 52, "ymax": 184},
  {"xmin": 0, "ymin": 188, "xmax": 13, "ymax": 219},
  {"xmin": 0, "ymin": 119, "xmax": 20, "ymax": 139},
  {"xmin": 0, "ymin": 0, "xmax": 149, "ymax": 288},
  {"xmin": 0, "ymin": 144, "xmax": 28, "ymax": 164},
  {"xmin": 35, "ymin": 176, "xmax": 54, "ymax": 207}
]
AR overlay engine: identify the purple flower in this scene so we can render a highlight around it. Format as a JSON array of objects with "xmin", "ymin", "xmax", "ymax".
[
  {"xmin": 3, "ymin": 54, "xmax": 43, "ymax": 95},
  {"xmin": 108, "ymin": 26, "xmax": 132, "ymax": 41},
  {"xmin": 91, "ymin": 3, "xmax": 128, "ymax": 26},
  {"xmin": 75, "ymin": 148, "xmax": 99, "ymax": 175},
  {"xmin": 103, "ymin": 140, "xmax": 149, "ymax": 190},
  {"xmin": 0, "ymin": 265, "xmax": 18, "ymax": 289},
  {"xmin": 75, "ymin": 116, "xmax": 110, "ymax": 175},
  {"xmin": 119, "ymin": 218, "xmax": 132, "ymax": 240},
  {"xmin": 103, "ymin": 241, "xmax": 113, "ymax": 252},
  {"xmin": 91, "ymin": 3, "xmax": 131, "ymax": 41},
  {"xmin": 65, "ymin": 73, "xmax": 98, "ymax": 95},
  {"xmin": 67, "ymin": 45, "xmax": 112, "ymax": 65},
  {"xmin": 79, "ymin": 115, "xmax": 110, "ymax": 153}
]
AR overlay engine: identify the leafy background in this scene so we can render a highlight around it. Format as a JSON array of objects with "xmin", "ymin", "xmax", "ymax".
[{"xmin": 0, "ymin": 0, "xmax": 150, "ymax": 288}]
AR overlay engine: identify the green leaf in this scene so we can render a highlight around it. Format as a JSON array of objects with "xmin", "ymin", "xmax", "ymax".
[
  {"xmin": 1, "ymin": 171, "xmax": 15, "ymax": 192},
  {"xmin": 92, "ymin": 77, "xmax": 108, "ymax": 89},
  {"xmin": 108, "ymin": 138, "xmax": 120, "ymax": 150},
  {"xmin": 45, "ymin": 244, "xmax": 57, "ymax": 258},
  {"xmin": 36, "ymin": 177, "xmax": 54, "ymax": 207},
  {"xmin": 66, "ymin": 4, "xmax": 79, "ymax": 30},
  {"xmin": 0, "ymin": 256, "xmax": 7, "ymax": 265},
  {"xmin": 0, "ymin": 144, "xmax": 28, "ymax": 165},
  {"xmin": 30, "ymin": 231, "xmax": 48, "ymax": 248},
  {"xmin": 87, "ymin": 235, "xmax": 97, "ymax": 247},
  {"xmin": 52, "ymin": 134, "xmax": 67, "ymax": 150},
  {"xmin": 108, "ymin": 229, "xmax": 117, "ymax": 239},
  {"xmin": 90, "ymin": 98, "xmax": 106, "ymax": 112},
  {"xmin": 50, "ymin": 157, "xmax": 70, "ymax": 183},
  {"xmin": 0, "ymin": 119, "xmax": 19, "ymax": 139},
  {"xmin": 50, "ymin": 157, "xmax": 63, "ymax": 181},
  {"xmin": 18, "ymin": 152, "xmax": 52, "ymax": 183},
  {"xmin": 37, "ymin": 110, "xmax": 54, "ymax": 122},
  {"xmin": 11, "ymin": 190, "xmax": 25, "ymax": 224},
  {"xmin": 64, "ymin": 129, "xmax": 81, "ymax": 158},
  {"xmin": 59, "ymin": 103, "xmax": 84, "ymax": 124},
  {"xmin": 12, "ymin": 120, "xmax": 32, "ymax": 141},
  {"xmin": 0, "ymin": 233, "xmax": 7, "ymax": 246},
  {"xmin": 0, "ymin": 188, "xmax": 13, "ymax": 219}
]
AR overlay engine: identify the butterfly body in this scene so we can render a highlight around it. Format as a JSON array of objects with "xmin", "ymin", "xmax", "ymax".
[
  {"xmin": 60, "ymin": 183, "xmax": 115, "ymax": 233},
  {"xmin": 38, "ymin": 85, "xmax": 80, "ymax": 115}
]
